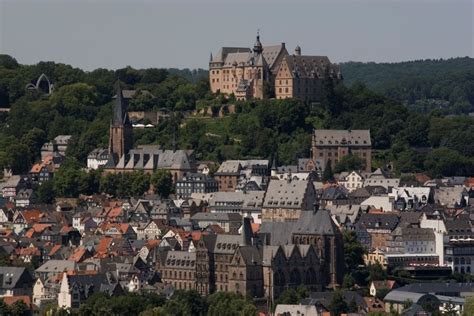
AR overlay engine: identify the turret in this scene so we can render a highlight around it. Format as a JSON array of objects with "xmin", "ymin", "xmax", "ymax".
[
  {"xmin": 253, "ymin": 31, "xmax": 263, "ymax": 54},
  {"xmin": 295, "ymin": 45, "xmax": 301, "ymax": 56}
]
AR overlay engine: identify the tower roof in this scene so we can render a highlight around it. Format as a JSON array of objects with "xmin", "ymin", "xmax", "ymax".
[
  {"xmin": 253, "ymin": 31, "xmax": 263, "ymax": 54},
  {"xmin": 112, "ymin": 82, "xmax": 130, "ymax": 126}
]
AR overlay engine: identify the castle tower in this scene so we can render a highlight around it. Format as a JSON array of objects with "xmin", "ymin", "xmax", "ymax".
[
  {"xmin": 109, "ymin": 83, "xmax": 133, "ymax": 161},
  {"xmin": 253, "ymin": 31, "xmax": 263, "ymax": 55},
  {"xmin": 294, "ymin": 45, "xmax": 301, "ymax": 56}
]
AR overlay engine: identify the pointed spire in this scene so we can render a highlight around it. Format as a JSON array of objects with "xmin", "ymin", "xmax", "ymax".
[
  {"xmin": 240, "ymin": 216, "xmax": 253, "ymax": 246},
  {"xmin": 209, "ymin": 52, "xmax": 213, "ymax": 62},
  {"xmin": 113, "ymin": 81, "xmax": 126, "ymax": 126},
  {"xmin": 253, "ymin": 30, "xmax": 263, "ymax": 54}
]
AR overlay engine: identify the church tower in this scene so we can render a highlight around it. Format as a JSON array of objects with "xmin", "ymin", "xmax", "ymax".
[{"xmin": 109, "ymin": 83, "xmax": 132, "ymax": 162}]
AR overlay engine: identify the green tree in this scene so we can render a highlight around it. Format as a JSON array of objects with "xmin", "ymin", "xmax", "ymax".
[
  {"xmin": 368, "ymin": 262, "xmax": 387, "ymax": 283},
  {"xmin": 100, "ymin": 173, "xmax": 119, "ymax": 196},
  {"xmin": 323, "ymin": 160, "xmax": 334, "ymax": 182},
  {"xmin": 348, "ymin": 297, "xmax": 358, "ymax": 313},
  {"xmin": 328, "ymin": 290, "xmax": 348, "ymax": 316},
  {"xmin": 1, "ymin": 144, "xmax": 31, "ymax": 174},
  {"xmin": 50, "ymin": 83, "xmax": 99, "ymax": 120},
  {"xmin": 130, "ymin": 171, "xmax": 151, "ymax": 196},
  {"xmin": 342, "ymin": 273, "xmax": 355, "ymax": 289},
  {"xmin": 37, "ymin": 180, "xmax": 55, "ymax": 204},
  {"xmin": 151, "ymin": 169, "xmax": 173, "ymax": 198},
  {"xmin": 8, "ymin": 299, "xmax": 29, "ymax": 316},
  {"xmin": 343, "ymin": 230, "xmax": 367, "ymax": 270},
  {"xmin": 53, "ymin": 158, "xmax": 83, "ymax": 197},
  {"xmin": 463, "ymin": 296, "xmax": 474, "ymax": 316},
  {"xmin": 0, "ymin": 54, "xmax": 19, "ymax": 69},
  {"xmin": 334, "ymin": 154, "xmax": 364, "ymax": 173},
  {"xmin": 166, "ymin": 290, "xmax": 207, "ymax": 316},
  {"xmin": 207, "ymin": 292, "xmax": 256, "ymax": 316},
  {"xmin": 20, "ymin": 127, "xmax": 46, "ymax": 163}
]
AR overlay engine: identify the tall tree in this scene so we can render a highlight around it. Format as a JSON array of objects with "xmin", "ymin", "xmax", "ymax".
[
  {"xmin": 323, "ymin": 160, "xmax": 334, "ymax": 182},
  {"xmin": 328, "ymin": 290, "xmax": 348, "ymax": 316},
  {"xmin": 151, "ymin": 170, "xmax": 173, "ymax": 198}
]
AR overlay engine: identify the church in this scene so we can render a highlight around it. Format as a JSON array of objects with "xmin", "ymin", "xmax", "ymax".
[
  {"xmin": 103, "ymin": 84, "xmax": 196, "ymax": 181},
  {"xmin": 209, "ymin": 33, "xmax": 342, "ymax": 102}
]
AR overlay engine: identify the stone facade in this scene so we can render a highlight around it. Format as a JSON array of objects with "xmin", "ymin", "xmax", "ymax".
[
  {"xmin": 261, "ymin": 179, "xmax": 317, "ymax": 222},
  {"xmin": 210, "ymin": 33, "xmax": 340, "ymax": 102},
  {"xmin": 312, "ymin": 129, "xmax": 372, "ymax": 172},
  {"xmin": 275, "ymin": 53, "xmax": 341, "ymax": 103}
]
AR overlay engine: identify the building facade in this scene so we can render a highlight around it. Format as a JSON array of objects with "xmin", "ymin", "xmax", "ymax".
[
  {"xmin": 209, "ymin": 33, "xmax": 340, "ymax": 102},
  {"xmin": 312, "ymin": 129, "xmax": 372, "ymax": 172},
  {"xmin": 176, "ymin": 173, "xmax": 218, "ymax": 198}
]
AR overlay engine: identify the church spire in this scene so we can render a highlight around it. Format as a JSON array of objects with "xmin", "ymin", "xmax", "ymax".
[
  {"xmin": 253, "ymin": 30, "xmax": 263, "ymax": 54},
  {"xmin": 113, "ymin": 82, "xmax": 128, "ymax": 126}
]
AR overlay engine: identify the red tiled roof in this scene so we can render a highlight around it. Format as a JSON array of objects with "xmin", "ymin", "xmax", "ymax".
[
  {"xmin": 96, "ymin": 237, "xmax": 113, "ymax": 254},
  {"xmin": 21, "ymin": 210, "xmax": 43, "ymax": 223},
  {"xmin": 49, "ymin": 244, "xmax": 62, "ymax": 256},
  {"xmin": 146, "ymin": 239, "xmax": 161, "ymax": 248},
  {"xmin": 60, "ymin": 226, "xmax": 74, "ymax": 234},
  {"xmin": 68, "ymin": 247, "xmax": 87, "ymax": 263},
  {"xmin": 16, "ymin": 247, "xmax": 41, "ymax": 256},
  {"xmin": 251, "ymin": 223, "xmax": 260, "ymax": 234},
  {"xmin": 107, "ymin": 206, "xmax": 123, "ymax": 218},
  {"xmin": 465, "ymin": 177, "xmax": 474, "ymax": 188},
  {"xmin": 3, "ymin": 296, "xmax": 31, "ymax": 306},
  {"xmin": 32, "ymin": 223, "xmax": 52, "ymax": 233}
]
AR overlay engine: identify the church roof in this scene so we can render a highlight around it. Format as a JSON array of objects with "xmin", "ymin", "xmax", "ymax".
[
  {"xmin": 293, "ymin": 209, "xmax": 338, "ymax": 236},
  {"xmin": 112, "ymin": 84, "xmax": 130, "ymax": 126}
]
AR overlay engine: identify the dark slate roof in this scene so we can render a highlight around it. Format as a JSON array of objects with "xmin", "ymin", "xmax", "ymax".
[
  {"xmin": 259, "ymin": 209, "xmax": 339, "ymax": 245},
  {"xmin": 398, "ymin": 282, "xmax": 474, "ymax": 294},
  {"xmin": 285, "ymin": 55, "xmax": 340, "ymax": 79},
  {"xmin": 259, "ymin": 222, "xmax": 295, "ymax": 245},
  {"xmin": 314, "ymin": 129, "xmax": 370, "ymax": 147},
  {"xmin": 357, "ymin": 213, "xmax": 399, "ymax": 231},
  {"xmin": 112, "ymin": 84, "xmax": 130, "ymax": 126},
  {"xmin": 293, "ymin": 209, "xmax": 338, "ymax": 236},
  {"xmin": 0, "ymin": 267, "xmax": 34, "ymax": 289},
  {"xmin": 306, "ymin": 291, "xmax": 365, "ymax": 309},
  {"xmin": 320, "ymin": 186, "xmax": 348, "ymax": 200},
  {"xmin": 238, "ymin": 245, "xmax": 262, "ymax": 265},
  {"xmin": 384, "ymin": 290, "xmax": 438, "ymax": 304}
]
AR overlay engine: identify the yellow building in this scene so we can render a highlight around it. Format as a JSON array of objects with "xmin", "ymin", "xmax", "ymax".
[
  {"xmin": 209, "ymin": 33, "xmax": 341, "ymax": 102},
  {"xmin": 275, "ymin": 53, "xmax": 342, "ymax": 103}
]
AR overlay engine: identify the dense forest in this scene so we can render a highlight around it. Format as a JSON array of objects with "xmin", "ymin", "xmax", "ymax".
[
  {"xmin": 340, "ymin": 57, "xmax": 474, "ymax": 115},
  {"xmin": 0, "ymin": 54, "xmax": 472, "ymax": 188}
]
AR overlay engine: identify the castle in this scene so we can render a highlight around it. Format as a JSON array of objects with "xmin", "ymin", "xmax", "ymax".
[{"xmin": 209, "ymin": 33, "xmax": 342, "ymax": 102}]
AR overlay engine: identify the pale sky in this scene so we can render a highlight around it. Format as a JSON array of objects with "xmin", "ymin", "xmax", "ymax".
[{"xmin": 0, "ymin": 0, "xmax": 473, "ymax": 70}]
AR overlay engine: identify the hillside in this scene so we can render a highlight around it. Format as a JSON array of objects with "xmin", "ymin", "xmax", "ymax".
[
  {"xmin": 340, "ymin": 57, "xmax": 474, "ymax": 114},
  {"xmin": 0, "ymin": 54, "xmax": 472, "ymax": 180}
]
